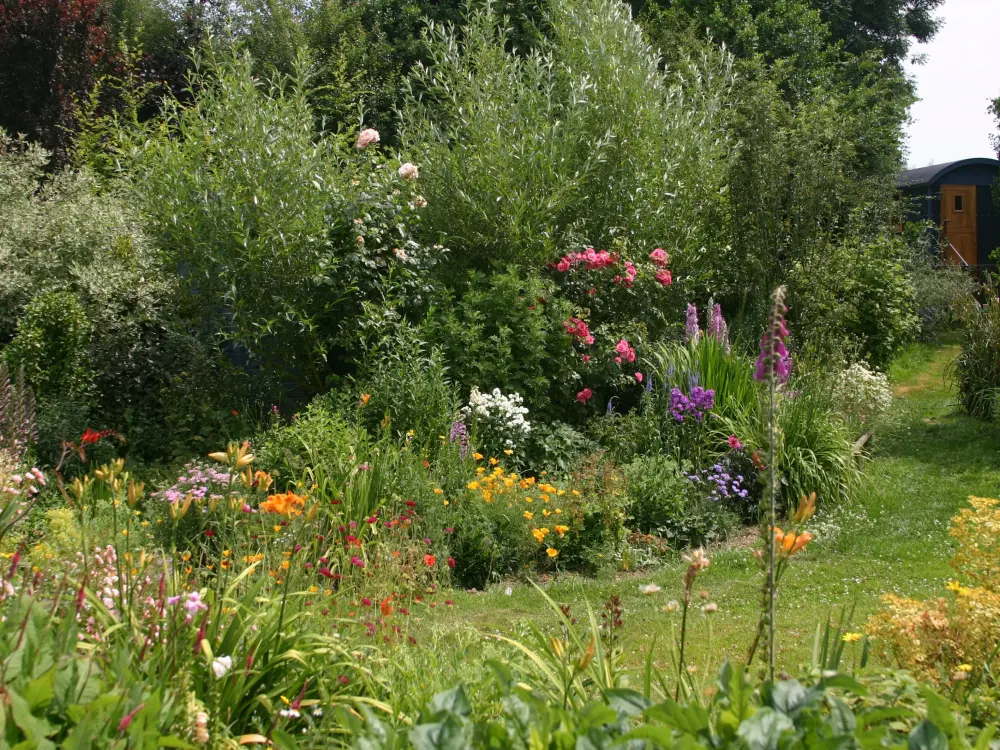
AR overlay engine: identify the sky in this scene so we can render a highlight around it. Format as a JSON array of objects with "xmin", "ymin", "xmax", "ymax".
[{"xmin": 903, "ymin": 0, "xmax": 999, "ymax": 168}]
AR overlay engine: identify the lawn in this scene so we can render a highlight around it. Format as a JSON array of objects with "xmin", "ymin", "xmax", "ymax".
[{"xmin": 424, "ymin": 343, "xmax": 1000, "ymax": 674}]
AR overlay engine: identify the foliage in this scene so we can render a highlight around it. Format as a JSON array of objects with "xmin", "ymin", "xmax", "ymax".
[
  {"xmin": 118, "ymin": 46, "xmax": 439, "ymax": 397},
  {"xmin": 0, "ymin": 360, "xmax": 36, "ymax": 463},
  {"xmin": 904, "ymin": 222, "xmax": 977, "ymax": 340},
  {"xmin": 832, "ymin": 362, "xmax": 893, "ymax": 433},
  {"xmin": 0, "ymin": 0, "xmax": 111, "ymax": 164},
  {"xmin": 421, "ymin": 269, "xmax": 577, "ymax": 419},
  {"xmin": 952, "ymin": 288, "xmax": 1000, "ymax": 421},
  {"xmin": 868, "ymin": 496, "xmax": 1000, "ymax": 691},
  {"xmin": 402, "ymin": 0, "xmax": 732, "ymax": 276}
]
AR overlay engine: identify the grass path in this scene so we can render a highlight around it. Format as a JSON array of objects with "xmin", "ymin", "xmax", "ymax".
[{"xmin": 428, "ymin": 344, "xmax": 1000, "ymax": 674}]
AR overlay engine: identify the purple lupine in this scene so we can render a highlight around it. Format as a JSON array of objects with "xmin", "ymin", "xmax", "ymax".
[
  {"xmin": 685, "ymin": 303, "xmax": 700, "ymax": 342},
  {"xmin": 449, "ymin": 420, "xmax": 468, "ymax": 458},
  {"xmin": 669, "ymin": 386, "xmax": 715, "ymax": 422},
  {"xmin": 708, "ymin": 303, "xmax": 730, "ymax": 354},
  {"xmin": 754, "ymin": 290, "xmax": 791, "ymax": 383}
]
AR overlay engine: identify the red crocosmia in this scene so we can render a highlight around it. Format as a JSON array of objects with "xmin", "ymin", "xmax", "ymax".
[
  {"xmin": 447, "ymin": 557, "xmax": 456, "ymax": 569},
  {"xmin": 405, "ymin": 500, "xmax": 417, "ymax": 508},
  {"xmin": 319, "ymin": 567, "xmax": 334, "ymax": 578},
  {"xmin": 423, "ymin": 554, "xmax": 436, "ymax": 567}
]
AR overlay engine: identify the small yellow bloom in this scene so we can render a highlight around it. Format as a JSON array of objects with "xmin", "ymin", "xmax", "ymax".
[
  {"xmin": 523, "ymin": 511, "xmax": 534, "ymax": 520},
  {"xmin": 141, "ymin": 521, "xmax": 150, "ymax": 527},
  {"xmin": 958, "ymin": 664, "xmax": 973, "ymax": 672},
  {"xmin": 273, "ymin": 525, "xmax": 282, "ymax": 532},
  {"xmin": 504, "ymin": 449, "xmax": 513, "ymax": 455},
  {"xmin": 433, "ymin": 488, "xmax": 444, "ymax": 495},
  {"xmin": 542, "ymin": 509, "xmax": 551, "ymax": 517},
  {"xmin": 309, "ymin": 586, "xmax": 319, "ymax": 593},
  {"xmin": 280, "ymin": 560, "xmax": 290, "ymax": 570},
  {"xmin": 359, "ymin": 393, "xmax": 371, "ymax": 407},
  {"xmin": 531, "ymin": 528, "xmax": 548, "ymax": 543},
  {"xmin": 489, "ymin": 457, "xmax": 499, "ymax": 466},
  {"xmin": 555, "ymin": 508, "xmax": 563, "ymax": 514},
  {"xmin": 555, "ymin": 525, "xmax": 569, "ymax": 536},
  {"xmin": 524, "ymin": 496, "xmax": 533, "ymax": 503},
  {"xmin": 467, "ymin": 481, "xmax": 480, "ymax": 490},
  {"xmin": 546, "ymin": 548, "xmax": 558, "ymax": 558},
  {"xmin": 473, "ymin": 452, "xmax": 484, "ymax": 461},
  {"xmin": 571, "ymin": 490, "xmax": 581, "ymax": 496},
  {"xmin": 842, "ymin": 632, "xmax": 863, "ymax": 643},
  {"xmin": 121, "ymin": 529, "xmax": 128, "ymax": 537}
]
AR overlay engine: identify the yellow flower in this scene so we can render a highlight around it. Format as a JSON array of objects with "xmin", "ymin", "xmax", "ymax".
[
  {"xmin": 524, "ymin": 496, "xmax": 533, "ymax": 503},
  {"xmin": 523, "ymin": 511, "xmax": 534, "ymax": 520},
  {"xmin": 555, "ymin": 508, "xmax": 562, "ymax": 514},
  {"xmin": 546, "ymin": 548, "xmax": 559, "ymax": 558},
  {"xmin": 531, "ymin": 528, "xmax": 548, "ymax": 543},
  {"xmin": 554, "ymin": 525, "xmax": 569, "ymax": 536},
  {"xmin": 946, "ymin": 580, "xmax": 962, "ymax": 592},
  {"xmin": 473, "ymin": 452, "xmax": 484, "ymax": 461},
  {"xmin": 433, "ymin": 488, "xmax": 444, "ymax": 495},
  {"xmin": 842, "ymin": 632, "xmax": 863, "ymax": 643},
  {"xmin": 467, "ymin": 481, "xmax": 480, "ymax": 490},
  {"xmin": 273, "ymin": 525, "xmax": 281, "ymax": 532},
  {"xmin": 141, "ymin": 521, "xmax": 150, "ymax": 527},
  {"xmin": 309, "ymin": 586, "xmax": 319, "ymax": 593},
  {"xmin": 504, "ymin": 449, "xmax": 513, "ymax": 455},
  {"xmin": 542, "ymin": 509, "xmax": 551, "ymax": 517},
  {"xmin": 443, "ymin": 500, "xmax": 450, "ymax": 506},
  {"xmin": 121, "ymin": 529, "xmax": 128, "ymax": 537},
  {"xmin": 571, "ymin": 490, "xmax": 581, "ymax": 496},
  {"xmin": 489, "ymin": 457, "xmax": 499, "ymax": 466}
]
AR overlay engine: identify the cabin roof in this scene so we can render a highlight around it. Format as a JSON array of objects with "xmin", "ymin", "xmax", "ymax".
[{"xmin": 897, "ymin": 158, "xmax": 1000, "ymax": 189}]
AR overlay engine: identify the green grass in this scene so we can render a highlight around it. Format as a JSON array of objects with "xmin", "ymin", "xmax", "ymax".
[{"xmin": 419, "ymin": 344, "xmax": 1000, "ymax": 675}]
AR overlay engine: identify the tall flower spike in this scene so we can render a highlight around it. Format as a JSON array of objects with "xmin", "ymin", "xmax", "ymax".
[
  {"xmin": 685, "ymin": 303, "xmax": 700, "ymax": 343},
  {"xmin": 754, "ymin": 287, "xmax": 790, "ymax": 383}
]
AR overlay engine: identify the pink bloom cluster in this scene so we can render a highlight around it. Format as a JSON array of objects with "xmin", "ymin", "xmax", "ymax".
[
  {"xmin": 563, "ymin": 317, "xmax": 595, "ymax": 345},
  {"xmin": 650, "ymin": 248, "xmax": 672, "ymax": 286},
  {"xmin": 555, "ymin": 247, "xmax": 618, "ymax": 272},
  {"xmin": 613, "ymin": 339, "xmax": 636, "ymax": 365},
  {"xmin": 614, "ymin": 261, "xmax": 638, "ymax": 288}
]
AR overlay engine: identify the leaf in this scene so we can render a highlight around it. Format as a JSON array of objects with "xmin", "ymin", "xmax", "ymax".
[
  {"xmin": 645, "ymin": 701, "xmax": 710, "ymax": 736},
  {"xmin": 737, "ymin": 708, "xmax": 795, "ymax": 750},
  {"xmin": 909, "ymin": 721, "xmax": 948, "ymax": 750},
  {"xmin": 826, "ymin": 697, "xmax": 857, "ymax": 735},
  {"xmin": 428, "ymin": 686, "xmax": 471, "ymax": 718},
  {"xmin": 22, "ymin": 668, "xmax": 56, "ymax": 712},
  {"xmin": 158, "ymin": 737, "xmax": 200, "ymax": 749},
  {"xmin": 604, "ymin": 689, "xmax": 651, "ymax": 718},
  {"xmin": 8, "ymin": 688, "xmax": 56, "ymax": 742},
  {"xmin": 409, "ymin": 714, "xmax": 474, "ymax": 750},
  {"xmin": 619, "ymin": 725, "xmax": 675, "ymax": 747},
  {"xmin": 770, "ymin": 679, "xmax": 814, "ymax": 716}
]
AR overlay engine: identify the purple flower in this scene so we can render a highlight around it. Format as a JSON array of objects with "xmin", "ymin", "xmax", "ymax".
[
  {"xmin": 449, "ymin": 420, "xmax": 468, "ymax": 458},
  {"xmin": 708, "ymin": 303, "xmax": 730, "ymax": 353},
  {"xmin": 754, "ymin": 288, "xmax": 791, "ymax": 383},
  {"xmin": 685, "ymin": 303, "xmax": 700, "ymax": 342}
]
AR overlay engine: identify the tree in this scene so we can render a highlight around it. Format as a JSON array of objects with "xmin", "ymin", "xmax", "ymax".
[{"xmin": 0, "ymin": 0, "xmax": 111, "ymax": 163}]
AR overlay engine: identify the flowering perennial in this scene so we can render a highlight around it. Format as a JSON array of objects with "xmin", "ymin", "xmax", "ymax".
[{"xmin": 669, "ymin": 386, "xmax": 714, "ymax": 422}]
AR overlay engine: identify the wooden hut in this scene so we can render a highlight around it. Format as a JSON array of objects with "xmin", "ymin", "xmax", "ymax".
[{"xmin": 897, "ymin": 158, "xmax": 1000, "ymax": 267}]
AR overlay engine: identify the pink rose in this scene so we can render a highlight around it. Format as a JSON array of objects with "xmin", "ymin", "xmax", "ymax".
[
  {"xmin": 635, "ymin": 373, "xmax": 643, "ymax": 383},
  {"xmin": 655, "ymin": 270, "xmax": 672, "ymax": 286},
  {"xmin": 576, "ymin": 388, "xmax": 593, "ymax": 403}
]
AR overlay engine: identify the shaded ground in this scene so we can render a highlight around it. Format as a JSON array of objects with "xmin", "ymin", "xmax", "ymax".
[{"xmin": 422, "ymin": 344, "xmax": 1000, "ymax": 674}]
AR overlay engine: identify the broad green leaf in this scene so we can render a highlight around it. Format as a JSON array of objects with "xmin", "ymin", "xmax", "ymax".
[
  {"xmin": 737, "ymin": 708, "xmax": 795, "ymax": 750},
  {"xmin": 428, "ymin": 686, "xmax": 471, "ymax": 718},
  {"xmin": 604, "ymin": 689, "xmax": 651, "ymax": 718},
  {"xmin": 909, "ymin": 721, "xmax": 948, "ymax": 750}
]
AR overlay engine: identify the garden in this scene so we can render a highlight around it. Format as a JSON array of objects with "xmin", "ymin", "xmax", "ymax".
[{"xmin": 3, "ymin": 0, "xmax": 1000, "ymax": 747}]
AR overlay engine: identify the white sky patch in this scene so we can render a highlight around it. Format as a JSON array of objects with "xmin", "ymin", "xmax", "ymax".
[{"xmin": 904, "ymin": 0, "xmax": 1000, "ymax": 167}]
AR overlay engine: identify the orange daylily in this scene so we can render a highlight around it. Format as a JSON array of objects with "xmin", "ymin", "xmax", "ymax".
[{"xmin": 260, "ymin": 491, "xmax": 307, "ymax": 517}]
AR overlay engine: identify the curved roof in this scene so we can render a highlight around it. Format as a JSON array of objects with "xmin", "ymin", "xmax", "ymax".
[{"xmin": 897, "ymin": 157, "xmax": 1000, "ymax": 188}]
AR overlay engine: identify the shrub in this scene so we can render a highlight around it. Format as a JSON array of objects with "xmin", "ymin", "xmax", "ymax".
[
  {"xmin": 118, "ymin": 46, "xmax": 439, "ymax": 396},
  {"xmin": 868, "ymin": 496, "xmax": 1000, "ymax": 685},
  {"xmin": 904, "ymin": 222, "xmax": 977, "ymax": 340},
  {"xmin": 421, "ymin": 269, "xmax": 577, "ymax": 419},
  {"xmin": 832, "ymin": 362, "xmax": 893, "ymax": 433},
  {"xmin": 0, "ymin": 360, "xmax": 35, "ymax": 462},
  {"xmin": 953, "ymin": 289, "xmax": 1000, "ymax": 421},
  {"xmin": 402, "ymin": 0, "xmax": 732, "ymax": 275},
  {"xmin": 625, "ymin": 454, "xmax": 728, "ymax": 548}
]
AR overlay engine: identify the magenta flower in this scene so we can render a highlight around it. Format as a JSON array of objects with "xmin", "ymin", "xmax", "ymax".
[
  {"xmin": 635, "ymin": 372, "xmax": 643, "ymax": 383},
  {"xmin": 728, "ymin": 434, "xmax": 743, "ymax": 452},
  {"xmin": 754, "ymin": 289, "xmax": 791, "ymax": 383},
  {"xmin": 649, "ymin": 248, "xmax": 669, "ymax": 266},
  {"xmin": 576, "ymin": 388, "xmax": 593, "ymax": 404},
  {"xmin": 655, "ymin": 269, "xmax": 672, "ymax": 286},
  {"xmin": 350, "ymin": 556, "xmax": 366, "ymax": 569}
]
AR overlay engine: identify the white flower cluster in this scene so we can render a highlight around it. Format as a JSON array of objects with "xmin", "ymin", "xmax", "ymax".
[
  {"xmin": 833, "ymin": 362, "xmax": 893, "ymax": 429},
  {"xmin": 462, "ymin": 387, "xmax": 531, "ymax": 451}
]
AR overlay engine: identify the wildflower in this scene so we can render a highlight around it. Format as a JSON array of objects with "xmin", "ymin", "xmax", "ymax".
[
  {"xmin": 554, "ymin": 525, "xmax": 569, "ymax": 536},
  {"xmin": 473, "ymin": 452, "xmax": 484, "ymax": 461},
  {"xmin": 423, "ymin": 554, "xmax": 436, "ymax": 567},
  {"xmin": 576, "ymin": 388, "xmax": 593, "ymax": 404},
  {"xmin": 212, "ymin": 655, "xmax": 233, "ymax": 679},
  {"xmin": 260, "ymin": 492, "xmax": 307, "ymax": 517},
  {"xmin": 359, "ymin": 393, "xmax": 371, "ymax": 408},
  {"xmin": 728, "ymin": 435, "xmax": 743, "ymax": 452},
  {"xmin": 117, "ymin": 703, "xmax": 146, "ymax": 733},
  {"xmin": 356, "ymin": 128, "xmax": 380, "ymax": 149},
  {"xmin": 433, "ymin": 488, "xmax": 444, "ymax": 495},
  {"xmin": 350, "ymin": 556, "xmax": 365, "ymax": 569},
  {"xmin": 703, "ymin": 602, "xmax": 719, "ymax": 614},
  {"xmin": 531, "ymin": 528, "xmax": 548, "ymax": 543},
  {"xmin": 398, "ymin": 162, "xmax": 419, "ymax": 181},
  {"xmin": 685, "ymin": 304, "xmax": 700, "ymax": 342},
  {"xmin": 754, "ymin": 287, "xmax": 790, "ymax": 382},
  {"xmin": 639, "ymin": 583, "xmax": 662, "ymax": 595},
  {"xmin": 663, "ymin": 600, "xmax": 680, "ymax": 613},
  {"xmin": 523, "ymin": 511, "xmax": 534, "ymax": 520},
  {"xmin": 505, "ymin": 586, "xmax": 513, "ymax": 596},
  {"xmin": 958, "ymin": 663, "xmax": 973, "ymax": 672},
  {"xmin": 842, "ymin": 632, "xmax": 863, "ymax": 643},
  {"xmin": 546, "ymin": 548, "xmax": 559, "ymax": 558}
]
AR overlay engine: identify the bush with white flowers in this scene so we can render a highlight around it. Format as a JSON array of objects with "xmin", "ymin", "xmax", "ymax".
[
  {"xmin": 461, "ymin": 387, "xmax": 531, "ymax": 457},
  {"xmin": 833, "ymin": 362, "xmax": 893, "ymax": 431}
]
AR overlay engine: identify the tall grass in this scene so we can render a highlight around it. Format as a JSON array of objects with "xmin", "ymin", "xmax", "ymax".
[{"xmin": 952, "ymin": 289, "xmax": 1000, "ymax": 421}]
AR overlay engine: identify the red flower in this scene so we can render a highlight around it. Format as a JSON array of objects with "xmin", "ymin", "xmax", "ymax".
[
  {"xmin": 204, "ymin": 530, "xmax": 215, "ymax": 537},
  {"xmin": 350, "ymin": 556, "xmax": 366, "ymax": 568},
  {"xmin": 405, "ymin": 500, "xmax": 417, "ymax": 508},
  {"xmin": 445, "ymin": 600, "xmax": 454, "ymax": 606},
  {"xmin": 576, "ymin": 388, "xmax": 593, "ymax": 404},
  {"xmin": 231, "ymin": 409, "xmax": 239, "ymax": 416},
  {"xmin": 447, "ymin": 557, "xmax": 456, "ymax": 569},
  {"xmin": 338, "ymin": 675, "xmax": 350, "ymax": 685},
  {"xmin": 319, "ymin": 567, "xmax": 334, "ymax": 578},
  {"xmin": 423, "ymin": 554, "xmax": 436, "ymax": 567}
]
